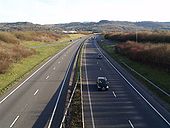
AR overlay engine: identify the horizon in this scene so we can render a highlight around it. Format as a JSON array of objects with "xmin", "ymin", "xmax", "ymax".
[
  {"xmin": 0, "ymin": 0, "xmax": 170, "ymax": 24},
  {"xmin": 1, "ymin": 20, "xmax": 170, "ymax": 25}
]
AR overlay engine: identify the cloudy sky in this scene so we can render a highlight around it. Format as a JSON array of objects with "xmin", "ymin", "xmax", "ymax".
[{"xmin": 0, "ymin": 0, "xmax": 170, "ymax": 24}]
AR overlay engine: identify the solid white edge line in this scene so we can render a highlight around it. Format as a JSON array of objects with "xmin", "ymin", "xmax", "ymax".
[
  {"xmin": 10, "ymin": 115, "xmax": 20, "ymax": 128},
  {"xmin": 128, "ymin": 120, "xmax": 135, "ymax": 128},
  {"xmin": 0, "ymin": 43, "xmax": 73, "ymax": 104},
  {"xmin": 85, "ymin": 44, "xmax": 96, "ymax": 128},
  {"xmin": 47, "ymin": 52, "xmax": 75, "ymax": 128},
  {"xmin": 95, "ymin": 41, "xmax": 170, "ymax": 126},
  {"xmin": 80, "ymin": 45, "xmax": 85, "ymax": 128},
  {"xmin": 112, "ymin": 91, "xmax": 117, "ymax": 97},
  {"xmin": 34, "ymin": 89, "xmax": 39, "ymax": 96}
]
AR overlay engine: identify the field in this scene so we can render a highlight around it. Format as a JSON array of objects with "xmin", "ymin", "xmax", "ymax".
[{"xmin": 0, "ymin": 31, "xmax": 84, "ymax": 94}]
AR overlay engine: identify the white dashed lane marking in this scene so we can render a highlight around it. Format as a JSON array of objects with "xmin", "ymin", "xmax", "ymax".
[
  {"xmin": 34, "ymin": 89, "xmax": 39, "ymax": 96},
  {"xmin": 10, "ymin": 115, "xmax": 20, "ymax": 128},
  {"xmin": 129, "ymin": 120, "xmax": 135, "ymax": 128},
  {"xmin": 46, "ymin": 76, "xmax": 49, "ymax": 79},
  {"xmin": 112, "ymin": 91, "xmax": 117, "ymax": 97}
]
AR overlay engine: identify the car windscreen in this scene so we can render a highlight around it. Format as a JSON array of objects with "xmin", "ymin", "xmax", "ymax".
[{"xmin": 98, "ymin": 79, "xmax": 106, "ymax": 84}]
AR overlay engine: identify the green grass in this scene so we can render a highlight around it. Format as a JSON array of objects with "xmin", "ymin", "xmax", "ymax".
[
  {"xmin": 22, "ymin": 41, "xmax": 46, "ymax": 47},
  {"xmin": 99, "ymin": 42, "xmax": 170, "ymax": 107},
  {"xmin": 70, "ymin": 83, "xmax": 82, "ymax": 128},
  {"xmin": 0, "ymin": 34, "xmax": 84, "ymax": 94}
]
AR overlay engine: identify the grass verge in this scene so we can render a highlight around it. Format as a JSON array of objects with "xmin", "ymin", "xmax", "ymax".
[
  {"xmin": 99, "ymin": 41, "xmax": 170, "ymax": 108},
  {"xmin": 0, "ymin": 34, "xmax": 84, "ymax": 95}
]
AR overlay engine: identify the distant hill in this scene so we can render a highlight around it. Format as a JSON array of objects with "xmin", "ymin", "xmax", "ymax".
[
  {"xmin": 0, "ymin": 22, "xmax": 62, "ymax": 32},
  {"xmin": 54, "ymin": 20, "xmax": 140, "ymax": 32},
  {"xmin": 135, "ymin": 21, "xmax": 170, "ymax": 30},
  {"xmin": 0, "ymin": 20, "xmax": 170, "ymax": 32},
  {"xmin": 55, "ymin": 20, "xmax": 170, "ymax": 32}
]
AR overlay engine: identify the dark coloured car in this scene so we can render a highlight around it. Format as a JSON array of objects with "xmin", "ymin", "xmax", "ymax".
[{"xmin": 96, "ymin": 77, "xmax": 109, "ymax": 91}]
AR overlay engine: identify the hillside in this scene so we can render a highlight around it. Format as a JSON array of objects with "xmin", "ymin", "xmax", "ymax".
[
  {"xmin": 55, "ymin": 20, "xmax": 170, "ymax": 32},
  {"xmin": 1, "ymin": 21, "xmax": 170, "ymax": 32},
  {"xmin": 0, "ymin": 22, "xmax": 62, "ymax": 32}
]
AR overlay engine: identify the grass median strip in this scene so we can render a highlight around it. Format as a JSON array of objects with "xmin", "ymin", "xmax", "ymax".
[
  {"xmin": 0, "ymin": 34, "xmax": 84, "ymax": 95},
  {"xmin": 69, "ymin": 49, "xmax": 82, "ymax": 128},
  {"xmin": 70, "ymin": 83, "xmax": 82, "ymax": 128}
]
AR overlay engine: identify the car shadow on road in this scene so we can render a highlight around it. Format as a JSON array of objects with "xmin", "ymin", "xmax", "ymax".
[{"xmin": 83, "ymin": 83, "xmax": 99, "ymax": 92}]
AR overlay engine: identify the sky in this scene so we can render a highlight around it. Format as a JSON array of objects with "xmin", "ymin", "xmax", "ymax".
[{"xmin": 0, "ymin": 0, "xmax": 170, "ymax": 24}]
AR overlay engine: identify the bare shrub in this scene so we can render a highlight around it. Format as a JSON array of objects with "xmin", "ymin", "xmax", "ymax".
[
  {"xmin": 115, "ymin": 41, "xmax": 170, "ymax": 71},
  {"xmin": 13, "ymin": 31, "xmax": 34, "ymax": 41},
  {"xmin": 13, "ymin": 31, "xmax": 61, "ymax": 42},
  {"xmin": 0, "ymin": 59, "xmax": 10, "ymax": 74},
  {"xmin": 11, "ymin": 45, "xmax": 36, "ymax": 62},
  {"xmin": 105, "ymin": 31, "xmax": 170, "ymax": 43},
  {"xmin": 0, "ymin": 48, "xmax": 11, "ymax": 73},
  {"xmin": 0, "ymin": 42, "xmax": 36, "ymax": 74},
  {"xmin": 0, "ymin": 32, "xmax": 19, "ymax": 44}
]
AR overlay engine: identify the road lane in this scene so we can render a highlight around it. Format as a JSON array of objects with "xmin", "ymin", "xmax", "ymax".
[
  {"xmin": 0, "ymin": 37, "xmax": 89, "ymax": 128},
  {"xmin": 84, "ymin": 43, "xmax": 96, "ymax": 128},
  {"xmin": 82, "ymin": 36, "xmax": 170, "ymax": 128}
]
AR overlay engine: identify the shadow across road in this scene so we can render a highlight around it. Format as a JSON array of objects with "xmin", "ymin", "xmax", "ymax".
[{"xmin": 32, "ymin": 80, "xmax": 67, "ymax": 128}]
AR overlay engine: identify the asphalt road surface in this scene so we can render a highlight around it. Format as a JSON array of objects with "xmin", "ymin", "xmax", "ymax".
[
  {"xmin": 0, "ymin": 37, "xmax": 88, "ymax": 128},
  {"xmin": 81, "ymin": 36, "xmax": 170, "ymax": 128}
]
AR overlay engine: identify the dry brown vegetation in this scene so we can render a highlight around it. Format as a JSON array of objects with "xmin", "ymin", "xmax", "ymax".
[
  {"xmin": 105, "ymin": 31, "xmax": 170, "ymax": 71},
  {"xmin": 115, "ymin": 41, "xmax": 170, "ymax": 71},
  {"xmin": 0, "ymin": 31, "xmax": 62, "ymax": 74},
  {"xmin": 0, "ymin": 32, "xmax": 20, "ymax": 44},
  {"xmin": 105, "ymin": 31, "xmax": 170, "ymax": 43},
  {"xmin": 0, "ymin": 41, "xmax": 35, "ymax": 73},
  {"xmin": 13, "ymin": 31, "xmax": 61, "ymax": 42}
]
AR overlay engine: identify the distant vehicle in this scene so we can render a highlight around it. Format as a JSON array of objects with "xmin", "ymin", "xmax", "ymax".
[
  {"xmin": 96, "ymin": 77, "xmax": 109, "ymax": 91},
  {"xmin": 97, "ymin": 53, "xmax": 102, "ymax": 59}
]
